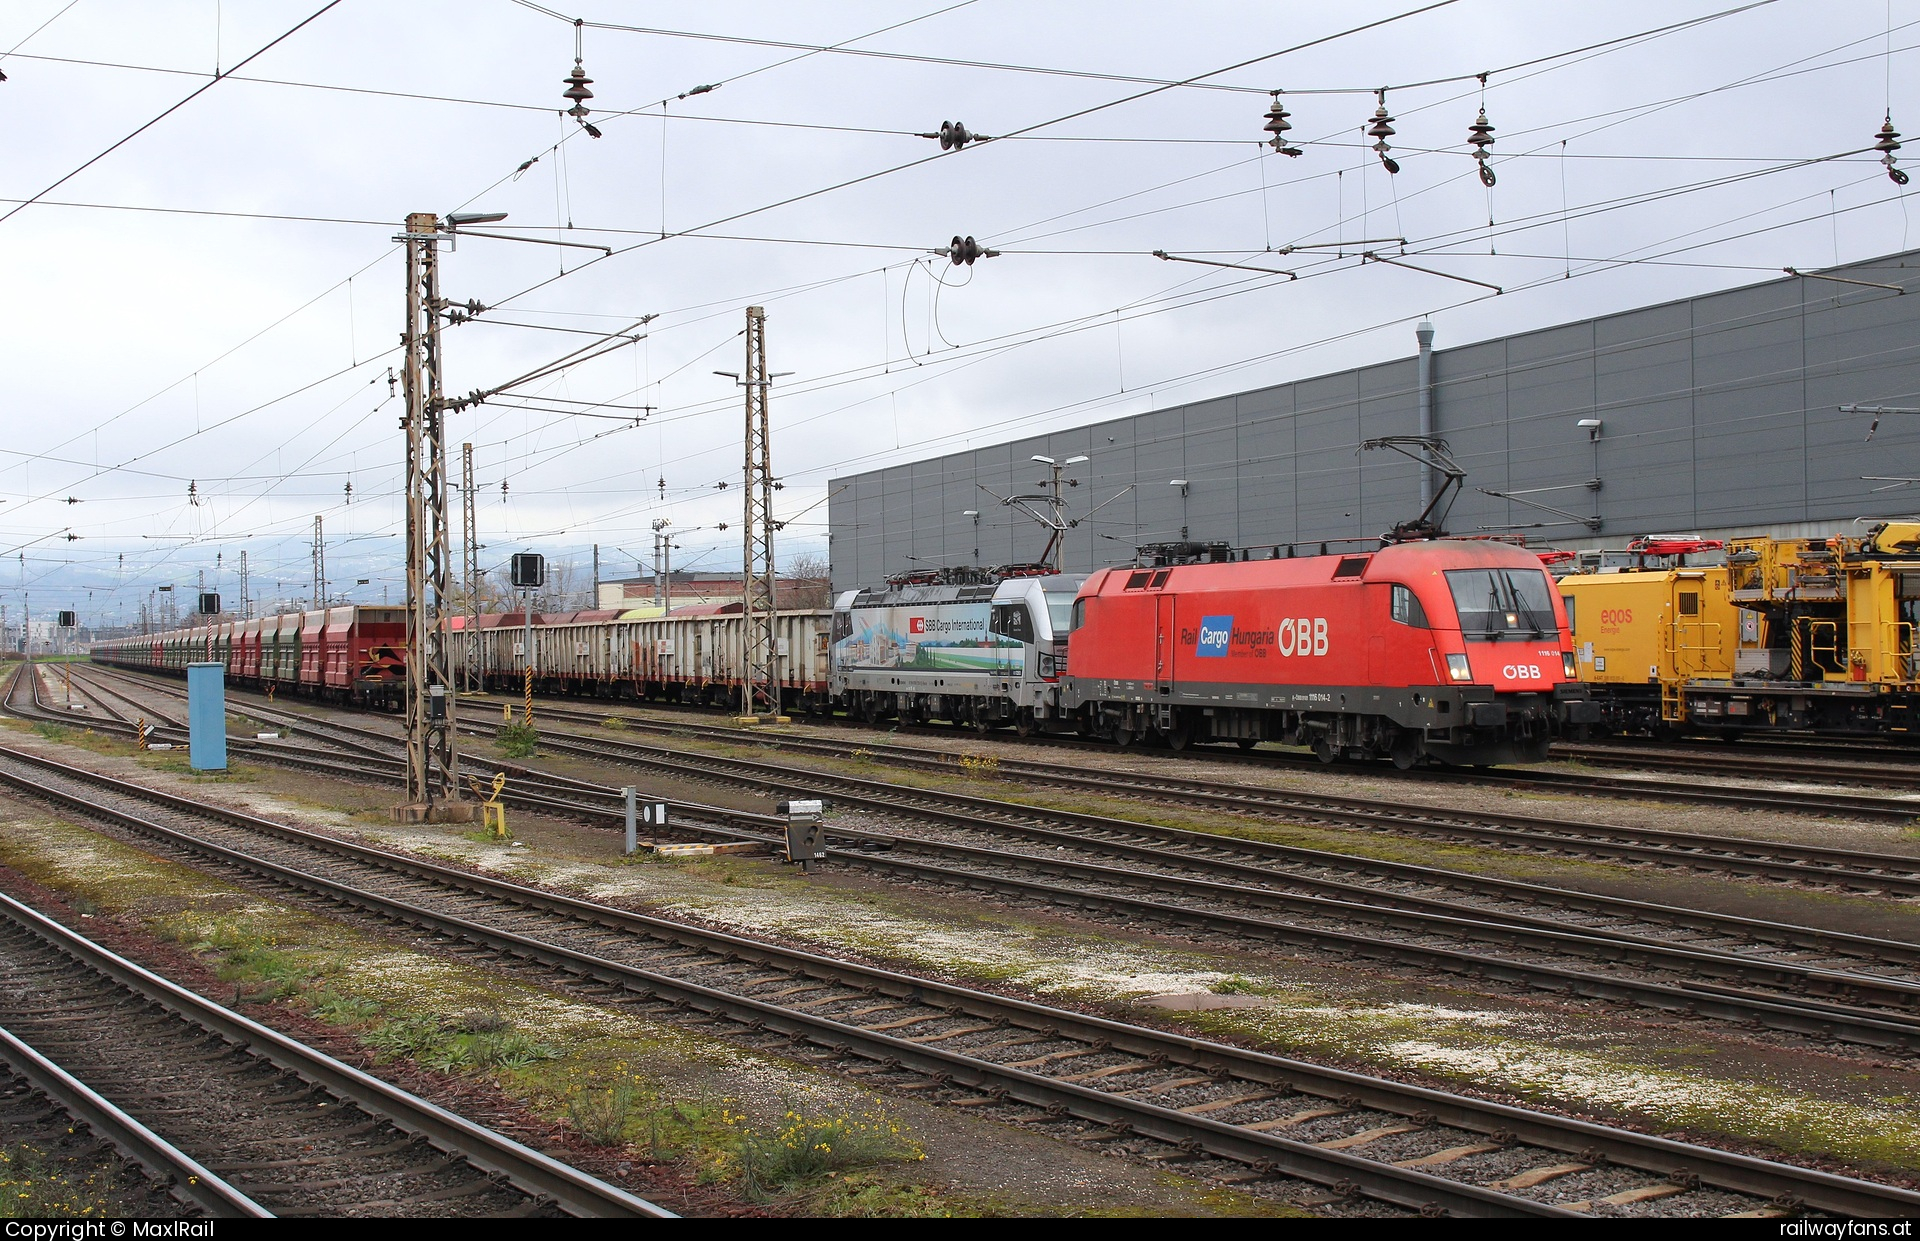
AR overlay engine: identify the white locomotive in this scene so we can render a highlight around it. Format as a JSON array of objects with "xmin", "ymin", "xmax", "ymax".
[{"xmin": 829, "ymin": 566, "xmax": 1086, "ymax": 735}]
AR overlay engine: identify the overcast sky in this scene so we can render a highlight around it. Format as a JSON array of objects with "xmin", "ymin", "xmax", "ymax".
[{"xmin": 2, "ymin": 0, "xmax": 1915, "ymax": 625}]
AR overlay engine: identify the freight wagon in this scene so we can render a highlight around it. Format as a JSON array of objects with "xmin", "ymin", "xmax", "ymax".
[
  {"xmin": 89, "ymin": 605, "xmax": 406, "ymax": 707},
  {"xmin": 446, "ymin": 606, "xmax": 832, "ymax": 708}
]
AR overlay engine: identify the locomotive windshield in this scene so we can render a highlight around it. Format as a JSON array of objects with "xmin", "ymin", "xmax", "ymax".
[
  {"xmin": 1043, "ymin": 592, "xmax": 1077, "ymax": 636},
  {"xmin": 1444, "ymin": 568, "xmax": 1557, "ymax": 638}
]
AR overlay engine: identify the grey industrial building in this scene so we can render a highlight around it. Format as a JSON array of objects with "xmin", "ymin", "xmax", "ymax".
[{"xmin": 828, "ymin": 248, "xmax": 1920, "ymax": 589}]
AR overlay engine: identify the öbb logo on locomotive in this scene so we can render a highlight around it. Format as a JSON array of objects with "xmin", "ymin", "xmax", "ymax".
[
  {"xmin": 1503, "ymin": 664, "xmax": 1545, "ymax": 680},
  {"xmin": 1186, "ymin": 615, "xmax": 1330, "ymax": 658}
]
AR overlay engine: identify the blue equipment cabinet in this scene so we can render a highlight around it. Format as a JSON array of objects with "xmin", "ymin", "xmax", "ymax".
[{"xmin": 186, "ymin": 662, "xmax": 228, "ymax": 772}]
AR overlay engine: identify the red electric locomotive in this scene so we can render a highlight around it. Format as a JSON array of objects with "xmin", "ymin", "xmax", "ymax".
[{"xmin": 1061, "ymin": 538, "xmax": 1597, "ymax": 767}]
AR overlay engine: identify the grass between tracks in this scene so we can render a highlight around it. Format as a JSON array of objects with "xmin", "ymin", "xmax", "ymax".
[
  {"xmin": 0, "ymin": 1144, "xmax": 118, "ymax": 1219},
  {"xmin": 0, "ymin": 808, "xmax": 1283, "ymax": 1217}
]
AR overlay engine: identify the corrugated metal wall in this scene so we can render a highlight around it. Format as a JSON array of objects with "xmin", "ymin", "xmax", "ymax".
[{"xmin": 829, "ymin": 251, "xmax": 1920, "ymax": 589}]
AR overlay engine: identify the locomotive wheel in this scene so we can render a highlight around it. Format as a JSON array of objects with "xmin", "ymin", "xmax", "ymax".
[
  {"xmin": 1390, "ymin": 735, "xmax": 1421, "ymax": 771},
  {"xmin": 1235, "ymin": 738, "xmax": 1259, "ymax": 751},
  {"xmin": 1113, "ymin": 721, "xmax": 1135, "ymax": 747},
  {"xmin": 1166, "ymin": 724, "xmax": 1192, "ymax": 752},
  {"xmin": 1014, "ymin": 709, "xmax": 1038, "ymax": 738},
  {"xmin": 1312, "ymin": 739, "xmax": 1337, "ymax": 764}
]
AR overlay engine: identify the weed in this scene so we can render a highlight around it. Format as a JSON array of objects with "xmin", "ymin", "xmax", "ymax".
[
  {"xmin": 306, "ymin": 990, "xmax": 384, "ymax": 1025},
  {"xmin": 568, "ymin": 1080, "xmax": 639, "ymax": 1146},
  {"xmin": 729, "ymin": 1100, "xmax": 923, "ymax": 1198},
  {"xmin": 802, "ymin": 1171, "xmax": 956, "ymax": 1218},
  {"xmin": 602, "ymin": 716, "xmax": 629, "ymax": 732},
  {"xmin": 1210, "ymin": 975, "xmax": 1259, "ymax": 995},
  {"xmin": 496, "ymin": 720, "xmax": 539, "ymax": 758},
  {"xmin": 0, "ymin": 1144, "xmax": 115, "ymax": 1218},
  {"xmin": 365, "ymin": 1012, "xmax": 557, "ymax": 1073},
  {"xmin": 158, "ymin": 912, "xmax": 313, "ymax": 1000},
  {"xmin": 956, "ymin": 754, "xmax": 1000, "ymax": 778},
  {"xmin": 453, "ymin": 1008, "xmax": 510, "ymax": 1035}
]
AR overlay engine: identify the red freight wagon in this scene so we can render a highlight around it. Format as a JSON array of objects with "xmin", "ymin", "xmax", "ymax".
[
  {"xmin": 1063, "ymin": 539, "xmax": 1597, "ymax": 767},
  {"xmin": 321, "ymin": 607, "xmax": 355, "ymax": 688},
  {"xmin": 235, "ymin": 618, "xmax": 263, "ymax": 679},
  {"xmin": 343, "ymin": 605, "xmax": 406, "ymax": 707},
  {"xmin": 297, "ymin": 609, "xmax": 327, "ymax": 687}
]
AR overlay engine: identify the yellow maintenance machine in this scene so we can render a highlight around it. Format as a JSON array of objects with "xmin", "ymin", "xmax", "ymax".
[
  {"xmin": 1559, "ymin": 539, "xmax": 1737, "ymax": 736},
  {"xmin": 1558, "ymin": 524, "xmax": 1920, "ymax": 738}
]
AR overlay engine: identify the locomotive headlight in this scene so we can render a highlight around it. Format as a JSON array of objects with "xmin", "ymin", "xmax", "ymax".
[
  {"xmin": 1446, "ymin": 653, "xmax": 1472, "ymax": 682},
  {"xmin": 1562, "ymin": 651, "xmax": 1577, "ymax": 678}
]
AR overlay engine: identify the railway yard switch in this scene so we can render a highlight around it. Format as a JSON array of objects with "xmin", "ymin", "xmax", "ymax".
[
  {"xmin": 778, "ymin": 799, "xmax": 827, "ymax": 873},
  {"xmin": 468, "ymin": 771, "xmax": 509, "ymax": 841}
]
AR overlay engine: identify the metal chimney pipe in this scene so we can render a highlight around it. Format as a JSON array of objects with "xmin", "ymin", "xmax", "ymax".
[{"xmin": 1414, "ymin": 319, "xmax": 1436, "ymax": 508}]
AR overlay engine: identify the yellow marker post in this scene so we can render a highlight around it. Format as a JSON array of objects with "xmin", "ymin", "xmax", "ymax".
[
  {"xmin": 523, "ymin": 666, "xmax": 534, "ymax": 725},
  {"xmin": 135, "ymin": 718, "xmax": 148, "ymax": 751},
  {"xmin": 468, "ymin": 770, "xmax": 509, "ymax": 840}
]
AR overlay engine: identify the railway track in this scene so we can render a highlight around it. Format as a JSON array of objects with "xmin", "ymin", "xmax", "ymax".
[
  {"xmin": 499, "ymin": 701, "xmax": 1920, "ymax": 895},
  {"xmin": 0, "ymin": 883, "xmax": 669, "ymax": 1217},
  {"xmin": 0, "ymin": 1022, "xmax": 249, "ymax": 1217},
  {"xmin": 482, "ymin": 687, "xmax": 1920, "ymax": 807},
  {"xmin": 73, "ymin": 667, "xmax": 1920, "ymax": 897},
  {"xmin": 1553, "ymin": 742, "xmax": 1920, "ymax": 791},
  {"xmin": 0, "ymin": 745, "xmax": 1907, "ymax": 1217},
  {"xmin": 57, "ymin": 667, "xmax": 1920, "ymax": 1051},
  {"xmin": 73, "ymin": 657, "xmax": 1920, "ymax": 807}
]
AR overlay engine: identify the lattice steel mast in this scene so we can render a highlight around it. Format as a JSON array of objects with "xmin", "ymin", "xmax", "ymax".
[
  {"xmin": 461, "ymin": 440, "xmax": 480, "ymax": 691},
  {"xmin": 311, "ymin": 515, "xmax": 325, "ymax": 607},
  {"xmin": 739, "ymin": 305, "xmax": 780, "ymax": 721},
  {"xmin": 399, "ymin": 212, "xmax": 462, "ymax": 815}
]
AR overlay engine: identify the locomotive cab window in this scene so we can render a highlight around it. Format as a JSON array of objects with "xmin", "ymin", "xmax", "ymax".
[
  {"xmin": 990, "ymin": 604, "xmax": 1035, "ymax": 642},
  {"xmin": 1044, "ymin": 592, "xmax": 1077, "ymax": 636},
  {"xmin": 1445, "ymin": 568, "xmax": 1556, "ymax": 638},
  {"xmin": 1389, "ymin": 584, "xmax": 1429, "ymax": 628},
  {"xmin": 1071, "ymin": 598, "xmax": 1087, "ymax": 632}
]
